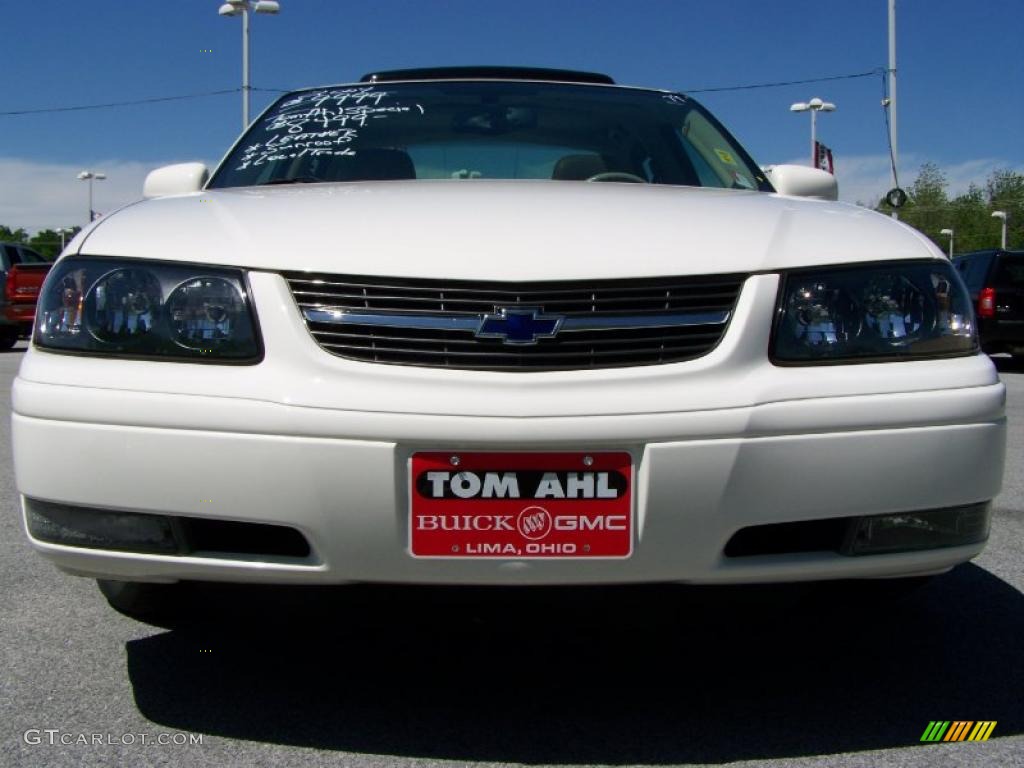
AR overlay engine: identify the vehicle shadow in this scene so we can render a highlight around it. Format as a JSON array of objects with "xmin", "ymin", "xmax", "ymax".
[{"xmin": 125, "ymin": 564, "xmax": 1023, "ymax": 764}]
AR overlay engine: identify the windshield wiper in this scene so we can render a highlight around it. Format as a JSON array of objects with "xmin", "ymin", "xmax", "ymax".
[{"xmin": 259, "ymin": 176, "xmax": 324, "ymax": 186}]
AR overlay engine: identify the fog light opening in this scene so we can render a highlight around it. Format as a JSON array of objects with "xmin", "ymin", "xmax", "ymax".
[
  {"xmin": 23, "ymin": 497, "xmax": 313, "ymax": 561},
  {"xmin": 25, "ymin": 498, "xmax": 180, "ymax": 554},
  {"xmin": 843, "ymin": 503, "xmax": 991, "ymax": 556}
]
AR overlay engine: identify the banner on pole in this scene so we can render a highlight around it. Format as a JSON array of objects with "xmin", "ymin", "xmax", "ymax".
[{"xmin": 814, "ymin": 141, "xmax": 834, "ymax": 174}]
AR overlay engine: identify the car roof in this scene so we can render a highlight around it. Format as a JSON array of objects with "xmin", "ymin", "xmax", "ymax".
[
  {"xmin": 360, "ymin": 66, "xmax": 615, "ymax": 85},
  {"xmin": 955, "ymin": 249, "xmax": 1024, "ymax": 260},
  {"xmin": 282, "ymin": 71, "xmax": 681, "ymax": 104}
]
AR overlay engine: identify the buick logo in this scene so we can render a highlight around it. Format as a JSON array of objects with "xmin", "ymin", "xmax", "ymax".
[
  {"xmin": 475, "ymin": 306, "xmax": 564, "ymax": 345},
  {"xmin": 517, "ymin": 506, "xmax": 553, "ymax": 540}
]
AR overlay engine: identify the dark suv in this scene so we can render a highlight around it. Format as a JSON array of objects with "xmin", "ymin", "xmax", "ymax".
[{"xmin": 953, "ymin": 249, "xmax": 1024, "ymax": 357}]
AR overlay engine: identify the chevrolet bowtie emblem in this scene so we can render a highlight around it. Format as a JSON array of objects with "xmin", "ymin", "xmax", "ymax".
[{"xmin": 475, "ymin": 307, "xmax": 565, "ymax": 345}]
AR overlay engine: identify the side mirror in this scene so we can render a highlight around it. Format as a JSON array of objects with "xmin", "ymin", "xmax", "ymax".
[
  {"xmin": 762, "ymin": 164, "xmax": 838, "ymax": 201},
  {"xmin": 143, "ymin": 162, "xmax": 210, "ymax": 198}
]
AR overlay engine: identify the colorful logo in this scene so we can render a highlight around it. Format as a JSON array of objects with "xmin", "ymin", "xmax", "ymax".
[{"xmin": 920, "ymin": 721, "xmax": 997, "ymax": 742}]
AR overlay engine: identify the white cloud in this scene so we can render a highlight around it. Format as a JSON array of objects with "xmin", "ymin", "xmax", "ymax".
[
  {"xmin": 2, "ymin": 153, "xmax": 1020, "ymax": 233},
  {"xmin": 0, "ymin": 157, "xmax": 213, "ymax": 234}
]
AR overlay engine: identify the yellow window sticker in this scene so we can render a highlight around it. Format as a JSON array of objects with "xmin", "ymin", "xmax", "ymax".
[{"xmin": 714, "ymin": 149, "xmax": 737, "ymax": 165}]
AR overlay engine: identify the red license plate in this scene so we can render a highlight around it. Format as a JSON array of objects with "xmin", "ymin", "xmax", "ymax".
[{"xmin": 410, "ymin": 451, "xmax": 632, "ymax": 558}]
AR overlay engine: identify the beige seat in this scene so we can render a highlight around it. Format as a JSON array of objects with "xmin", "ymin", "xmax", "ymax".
[{"xmin": 552, "ymin": 153, "xmax": 608, "ymax": 180}]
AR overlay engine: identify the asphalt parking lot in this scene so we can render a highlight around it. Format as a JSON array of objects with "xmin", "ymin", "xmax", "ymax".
[{"xmin": 1, "ymin": 344, "xmax": 1021, "ymax": 768}]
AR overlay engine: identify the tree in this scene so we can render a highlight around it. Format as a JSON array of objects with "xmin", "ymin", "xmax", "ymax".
[
  {"xmin": 949, "ymin": 185, "xmax": 989, "ymax": 253},
  {"xmin": 876, "ymin": 165, "xmax": 1023, "ymax": 254},
  {"xmin": 0, "ymin": 225, "xmax": 80, "ymax": 258},
  {"xmin": 904, "ymin": 162, "xmax": 950, "ymax": 244},
  {"xmin": 986, "ymin": 169, "xmax": 1024, "ymax": 249},
  {"xmin": 910, "ymin": 162, "xmax": 949, "ymax": 209},
  {"xmin": 0, "ymin": 225, "xmax": 28, "ymax": 243},
  {"xmin": 28, "ymin": 228, "xmax": 80, "ymax": 260}
]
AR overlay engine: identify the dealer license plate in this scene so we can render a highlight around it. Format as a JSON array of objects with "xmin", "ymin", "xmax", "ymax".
[{"xmin": 410, "ymin": 451, "xmax": 633, "ymax": 558}]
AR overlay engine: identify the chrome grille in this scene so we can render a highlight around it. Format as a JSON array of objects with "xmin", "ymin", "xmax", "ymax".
[{"xmin": 282, "ymin": 272, "xmax": 747, "ymax": 371}]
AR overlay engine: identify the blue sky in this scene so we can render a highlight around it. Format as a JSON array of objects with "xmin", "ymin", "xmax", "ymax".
[{"xmin": 2, "ymin": 0, "xmax": 1021, "ymax": 230}]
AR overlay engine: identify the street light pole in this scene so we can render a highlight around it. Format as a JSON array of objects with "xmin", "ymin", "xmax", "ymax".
[
  {"xmin": 790, "ymin": 98, "xmax": 836, "ymax": 167},
  {"xmin": 218, "ymin": 0, "xmax": 281, "ymax": 130},
  {"xmin": 992, "ymin": 211, "xmax": 1008, "ymax": 250},
  {"xmin": 242, "ymin": 6, "xmax": 250, "ymax": 129},
  {"xmin": 76, "ymin": 171, "xmax": 106, "ymax": 224},
  {"xmin": 810, "ymin": 108, "xmax": 817, "ymax": 167},
  {"xmin": 940, "ymin": 228, "xmax": 954, "ymax": 259}
]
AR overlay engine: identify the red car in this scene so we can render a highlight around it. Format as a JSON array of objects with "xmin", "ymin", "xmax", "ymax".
[{"xmin": 0, "ymin": 242, "xmax": 52, "ymax": 349}]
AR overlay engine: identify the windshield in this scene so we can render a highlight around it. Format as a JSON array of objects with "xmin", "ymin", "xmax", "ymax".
[
  {"xmin": 995, "ymin": 255, "xmax": 1024, "ymax": 287},
  {"xmin": 208, "ymin": 81, "xmax": 770, "ymax": 192}
]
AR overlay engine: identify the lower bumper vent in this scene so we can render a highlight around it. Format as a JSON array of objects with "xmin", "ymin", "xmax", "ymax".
[
  {"xmin": 724, "ymin": 503, "xmax": 991, "ymax": 558},
  {"xmin": 25, "ymin": 498, "xmax": 312, "ymax": 561}
]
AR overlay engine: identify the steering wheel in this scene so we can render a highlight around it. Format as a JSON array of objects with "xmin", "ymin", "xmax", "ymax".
[{"xmin": 585, "ymin": 171, "xmax": 647, "ymax": 183}]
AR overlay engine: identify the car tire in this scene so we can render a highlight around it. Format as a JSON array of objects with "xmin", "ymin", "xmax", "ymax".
[
  {"xmin": 0, "ymin": 327, "xmax": 18, "ymax": 350},
  {"xmin": 96, "ymin": 579, "xmax": 186, "ymax": 624}
]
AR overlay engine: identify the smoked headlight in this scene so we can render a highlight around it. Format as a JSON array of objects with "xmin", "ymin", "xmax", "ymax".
[
  {"xmin": 772, "ymin": 260, "xmax": 977, "ymax": 364},
  {"xmin": 35, "ymin": 257, "xmax": 261, "ymax": 362}
]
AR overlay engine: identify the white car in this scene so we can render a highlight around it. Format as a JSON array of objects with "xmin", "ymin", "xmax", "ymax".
[{"xmin": 13, "ymin": 67, "xmax": 1006, "ymax": 618}]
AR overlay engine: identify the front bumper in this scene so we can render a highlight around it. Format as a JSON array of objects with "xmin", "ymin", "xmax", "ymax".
[
  {"xmin": 13, "ymin": 379, "xmax": 1005, "ymax": 586},
  {"xmin": 13, "ymin": 271, "xmax": 1006, "ymax": 585}
]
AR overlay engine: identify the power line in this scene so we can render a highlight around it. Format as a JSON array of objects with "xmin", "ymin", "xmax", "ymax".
[
  {"xmin": 683, "ymin": 68, "xmax": 884, "ymax": 93},
  {"xmin": 0, "ymin": 69, "xmax": 888, "ymax": 117},
  {"xmin": 0, "ymin": 88, "xmax": 241, "ymax": 117},
  {"xmin": 879, "ymin": 71, "xmax": 901, "ymax": 189}
]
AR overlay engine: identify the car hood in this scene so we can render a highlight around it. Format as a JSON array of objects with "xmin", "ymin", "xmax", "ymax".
[{"xmin": 78, "ymin": 180, "xmax": 938, "ymax": 279}]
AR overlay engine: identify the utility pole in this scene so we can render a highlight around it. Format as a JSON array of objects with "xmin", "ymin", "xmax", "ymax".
[{"xmin": 888, "ymin": 0, "xmax": 899, "ymax": 219}]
